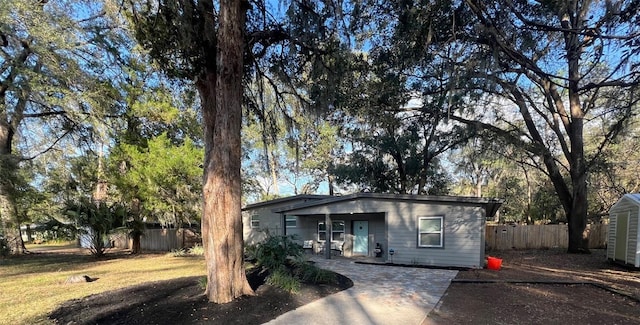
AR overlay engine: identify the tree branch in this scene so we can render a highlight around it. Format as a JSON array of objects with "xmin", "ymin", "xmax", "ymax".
[{"xmin": 20, "ymin": 120, "xmax": 77, "ymax": 161}]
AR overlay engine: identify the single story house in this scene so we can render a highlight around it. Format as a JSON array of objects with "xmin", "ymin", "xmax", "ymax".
[{"xmin": 243, "ymin": 193, "xmax": 503, "ymax": 269}]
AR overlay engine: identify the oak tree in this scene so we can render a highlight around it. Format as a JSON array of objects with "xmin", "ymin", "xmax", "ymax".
[
  {"xmin": 356, "ymin": 0, "xmax": 640, "ymax": 252},
  {"xmin": 0, "ymin": 0, "xmax": 124, "ymax": 254}
]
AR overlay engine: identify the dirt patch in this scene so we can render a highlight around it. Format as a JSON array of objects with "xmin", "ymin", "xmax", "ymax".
[
  {"xmin": 49, "ymin": 270, "xmax": 352, "ymax": 325},
  {"xmin": 424, "ymin": 249, "xmax": 640, "ymax": 324}
]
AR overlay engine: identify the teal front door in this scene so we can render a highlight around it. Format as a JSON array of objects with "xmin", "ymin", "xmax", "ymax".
[{"xmin": 353, "ymin": 221, "xmax": 369, "ymax": 255}]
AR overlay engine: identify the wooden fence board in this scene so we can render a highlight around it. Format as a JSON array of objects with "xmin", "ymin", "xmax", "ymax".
[
  {"xmin": 587, "ymin": 224, "xmax": 608, "ymax": 248},
  {"xmin": 486, "ymin": 224, "xmax": 608, "ymax": 251},
  {"xmin": 110, "ymin": 228, "xmax": 200, "ymax": 251}
]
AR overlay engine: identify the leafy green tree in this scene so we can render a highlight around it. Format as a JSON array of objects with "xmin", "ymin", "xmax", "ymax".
[
  {"xmin": 0, "ymin": 0, "xmax": 126, "ymax": 254},
  {"xmin": 453, "ymin": 1, "xmax": 640, "ymax": 252},
  {"xmin": 289, "ymin": 120, "xmax": 341, "ymax": 194},
  {"xmin": 314, "ymin": 1, "xmax": 471, "ymax": 196},
  {"xmin": 243, "ymin": 83, "xmax": 341, "ymax": 199},
  {"xmin": 113, "ymin": 133, "xmax": 203, "ymax": 226},
  {"xmin": 108, "ymin": 75, "xmax": 203, "ymax": 254},
  {"xmin": 355, "ymin": 0, "xmax": 640, "ymax": 252},
  {"xmin": 329, "ymin": 67, "xmax": 462, "ymax": 195},
  {"xmin": 332, "ymin": 117, "xmax": 454, "ymax": 194},
  {"xmin": 128, "ymin": 0, "xmax": 347, "ymax": 302},
  {"xmin": 450, "ymin": 137, "xmax": 534, "ymax": 222},
  {"xmin": 587, "ymin": 115, "xmax": 640, "ymax": 220},
  {"xmin": 530, "ymin": 180, "xmax": 565, "ymax": 224}
]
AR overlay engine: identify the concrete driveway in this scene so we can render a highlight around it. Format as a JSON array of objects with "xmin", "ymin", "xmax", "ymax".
[{"xmin": 265, "ymin": 257, "xmax": 458, "ymax": 325}]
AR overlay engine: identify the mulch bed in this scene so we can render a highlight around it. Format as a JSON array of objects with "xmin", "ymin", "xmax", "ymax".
[
  {"xmin": 49, "ymin": 271, "xmax": 352, "ymax": 324},
  {"xmin": 424, "ymin": 249, "xmax": 640, "ymax": 324}
]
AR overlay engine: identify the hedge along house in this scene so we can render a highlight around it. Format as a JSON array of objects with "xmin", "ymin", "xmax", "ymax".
[
  {"xmin": 243, "ymin": 193, "xmax": 503, "ymax": 269},
  {"xmin": 607, "ymin": 194, "xmax": 640, "ymax": 267}
]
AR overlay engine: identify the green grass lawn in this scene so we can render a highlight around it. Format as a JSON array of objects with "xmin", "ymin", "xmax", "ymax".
[{"xmin": 0, "ymin": 242, "xmax": 205, "ymax": 324}]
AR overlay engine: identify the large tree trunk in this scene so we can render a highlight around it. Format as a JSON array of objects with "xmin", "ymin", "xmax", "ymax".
[
  {"xmin": 563, "ymin": 8, "xmax": 590, "ymax": 254},
  {"xmin": 568, "ymin": 171, "xmax": 589, "ymax": 252},
  {"xmin": 0, "ymin": 120, "xmax": 23, "ymax": 255},
  {"xmin": 131, "ymin": 231, "xmax": 142, "ymax": 254},
  {"xmin": 130, "ymin": 198, "xmax": 142, "ymax": 254},
  {"xmin": 199, "ymin": 0, "xmax": 253, "ymax": 304},
  {"xmin": 131, "ymin": 234, "xmax": 141, "ymax": 254}
]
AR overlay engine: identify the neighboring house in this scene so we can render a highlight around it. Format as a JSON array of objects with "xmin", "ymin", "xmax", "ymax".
[{"xmin": 243, "ymin": 193, "xmax": 503, "ymax": 269}]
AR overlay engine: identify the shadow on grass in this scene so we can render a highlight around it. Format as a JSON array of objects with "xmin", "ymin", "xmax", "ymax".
[
  {"xmin": 0, "ymin": 253, "xmax": 96, "ymax": 277},
  {"xmin": 0, "ymin": 247, "xmax": 173, "ymax": 278}
]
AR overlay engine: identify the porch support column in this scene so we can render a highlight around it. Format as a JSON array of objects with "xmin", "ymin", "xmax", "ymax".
[
  {"xmin": 282, "ymin": 214, "xmax": 287, "ymax": 236},
  {"xmin": 324, "ymin": 213, "xmax": 332, "ymax": 259}
]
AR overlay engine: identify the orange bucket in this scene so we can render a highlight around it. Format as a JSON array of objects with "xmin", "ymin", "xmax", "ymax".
[{"xmin": 487, "ymin": 256, "xmax": 502, "ymax": 270}]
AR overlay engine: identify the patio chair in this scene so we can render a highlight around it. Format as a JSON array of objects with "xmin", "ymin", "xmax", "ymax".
[
  {"xmin": 302, "ymin": 240, "xmax": 314, "ymax": 254},
  {"xmin": 331, "ymin": 241, "xmax": 344, "ymax": 256},
  {"xmin": 316, "ymin": 241, "xmax": 325, "ymax": 255}
]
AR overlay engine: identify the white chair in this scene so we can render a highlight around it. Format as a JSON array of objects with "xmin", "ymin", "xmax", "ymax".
[
  {"xmin": 303, "ymin": 240, "xmax": 314, "ymax": 254},
  {"xmin": 331, "ymin": 241, "xmax": 344, "ymax": 256}
]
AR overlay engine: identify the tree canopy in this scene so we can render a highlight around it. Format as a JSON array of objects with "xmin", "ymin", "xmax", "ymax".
[{"xmin": 0, "ymin": 0, "xmax": 127, "ymax": 253}]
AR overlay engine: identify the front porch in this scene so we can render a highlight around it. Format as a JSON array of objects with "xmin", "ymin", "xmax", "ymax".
[{"xmin": 284, "ymin": 212, "xmax": 388, "ymax": 260}]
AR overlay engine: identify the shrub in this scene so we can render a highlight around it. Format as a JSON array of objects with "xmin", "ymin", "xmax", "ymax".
[
  {"xmin": 249, "ymin": 234, "xmax": 303, "ymax": 271},
  {"xmin": 64, "ymin": 199, "xmax": 128, "ymax": 257},
  {"xmin": 246, "ymin": 234, "xmax": 335, "ymax": 292},
  {"xmin": 169, "ymin": 245, "xmax": 204, "ymax": 257},
  {"xmin": 266, "ymin": 268, "xmax": 300, "ymax": 293},
  {"xmin": 198, "ymin": 276, "xmax": 207, "ymax": 290},
  {"xmin": 292, "ymin": 259, "xmax": 336, "ymax": 284},
  {"xmin": 188, "ymin": 244, "xmax": 205, "ymax": 256},
  {"xmin": 169, "ymin": 248, "xmax": 187, "ymax": 257},
  {"xmin": 0, "ymin": 235, "xmax": 8, "ymax": 258}
]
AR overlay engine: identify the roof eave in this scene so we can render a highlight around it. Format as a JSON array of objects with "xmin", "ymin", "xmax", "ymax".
[
  {"xmin": 273, "ymin": 193, "xmax": 504, "ymax": 214},
  {"xmin": 242, "ymin": 194, "xmax": 333, "ymax": 211}
]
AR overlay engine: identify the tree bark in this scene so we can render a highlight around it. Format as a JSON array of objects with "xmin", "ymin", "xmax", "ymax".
[
  {"xmin": 0, "ymin": 120, "xmax": 23, "ymax": 255},
  {"xmin": 563, "ymin": 8, "xmax": 590, "ymax": 253},
  {"xmin": 131, "ymin": 234, "xmax": 141, "ymax": 254},
  {"xmin": 130, "ymin": 198, "xmax": 142, "ymax": 254},
  {"xmin": 199, "ymin": 0, "xmax": 253, "ymax": 304}
]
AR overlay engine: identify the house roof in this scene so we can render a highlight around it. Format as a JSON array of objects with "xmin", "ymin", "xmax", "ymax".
[
  {"xmin": 242, "ymin": 194, "xmax": 333, "ymax": 211},
  {"xmin": 610, "ymin": 193, "xmax": 640, "ymax": 211},
  {"xmin": 271, "ymin": 193, "xmax": 504, "ymax": 218}
]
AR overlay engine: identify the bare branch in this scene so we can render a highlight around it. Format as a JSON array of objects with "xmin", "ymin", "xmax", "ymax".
[{"xmin": 20, "ymin": 120, "xmax": 77, "ymax": 161}]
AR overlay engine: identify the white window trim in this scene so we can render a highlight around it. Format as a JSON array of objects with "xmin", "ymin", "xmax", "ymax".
[
  {"xmin": 418, "ymin": 216, "xmax": 444, "ymax": 248},
  {"xmin": 285, "ymin": 216, "xmax": 297, "ymax": 228},
  {"xmin": 251, "ymin": 215, "xmax": 260, "ymax": 229},
  {"xmin": 318, "ymin": 220, "xmax": 345, "ymax": 242}
]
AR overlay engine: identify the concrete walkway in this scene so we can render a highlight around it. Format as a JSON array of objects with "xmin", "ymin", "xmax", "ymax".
[{"xmin": 265, "ymin": 257, "xmax": 458, "ymax": 325}]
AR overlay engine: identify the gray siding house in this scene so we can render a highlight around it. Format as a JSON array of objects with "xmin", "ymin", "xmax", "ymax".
[{"xmin": 243, "ymin": 193, "xmax": 502, "ymax": 269}]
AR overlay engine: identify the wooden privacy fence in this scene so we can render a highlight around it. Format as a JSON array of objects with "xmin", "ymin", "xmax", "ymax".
[
  {"xmin": 486, "ymin": 223, "xmax": 608, "ymax": 251},
  {"xmin": 111, "ymin": 228, "xmax": 200, "ymax": 251}
]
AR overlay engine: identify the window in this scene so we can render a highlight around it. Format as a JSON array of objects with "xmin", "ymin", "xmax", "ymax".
[
  {"xmin": 285, "ymin": 216, "xmax": 297, "ymax": 228},
  {"xmin": 318, "ymin": 220, "xmax": 345, "ymax": 241},
  {"xmin": 251, "ymin": 215, "xmax": 260, "ymax": 229},
  {"xmin": 418, "ymin": 216, "xmax": 443, "ymax": 247}
]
